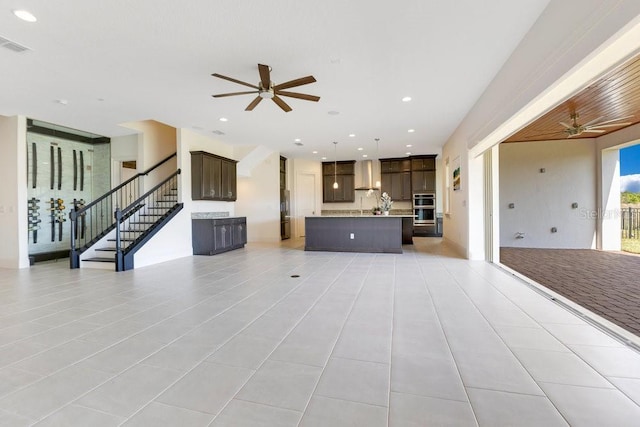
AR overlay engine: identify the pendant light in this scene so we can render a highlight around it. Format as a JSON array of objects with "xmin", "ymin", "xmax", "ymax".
[
  {"xmin": 374, "ymin": 138, "xmax": 381, "ymax": 188},
  {"xmin": 332, "ymin": 141, "xmax": 339, "ymax": 189}
]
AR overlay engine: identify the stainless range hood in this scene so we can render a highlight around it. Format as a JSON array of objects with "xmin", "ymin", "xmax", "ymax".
[{"xmin": 355, "ymin": 160, "xmax": 380, "ymax": 190}]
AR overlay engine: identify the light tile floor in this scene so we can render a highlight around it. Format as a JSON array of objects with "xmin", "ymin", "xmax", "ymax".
[{"xmin": 0, "ymin": 238, "xmax": 639, "ymax": 426}]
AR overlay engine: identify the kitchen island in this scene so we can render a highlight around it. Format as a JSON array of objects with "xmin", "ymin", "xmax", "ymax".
[{"xmin": 305, "ymin": 215, "xmax": 411, "ymax": 253}]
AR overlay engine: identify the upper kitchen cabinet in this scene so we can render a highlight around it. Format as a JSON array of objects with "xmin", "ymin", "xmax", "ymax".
[
  {"xmin": 380, "ymin": 159, "xmax": 411, "ymax": 173},
  {"xmin": 411, "ymin": 155, "xmax": 437, "ymax": 193},
  {"xmin": 380, "ymin": 158, "xmax": 412, "ymax": 201},
  {"xmin": 411, "ymin": 156, "xmax": 436, "ymax": 171},
  {"xmin": 191, "ymin": 151, "xmax": 238, "ymax": 201},
  {"xmin": 323, "ymin": 161, "xmax": 355, "ymax": 202},
  {"xmin": 280, "ymin": 156, "xmax": 286, "ymax": 189}
]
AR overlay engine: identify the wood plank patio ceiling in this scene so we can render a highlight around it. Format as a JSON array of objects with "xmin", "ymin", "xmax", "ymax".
[{"xmin": 504, "ymin": 53, "xmax": 640, "ymax": 143}]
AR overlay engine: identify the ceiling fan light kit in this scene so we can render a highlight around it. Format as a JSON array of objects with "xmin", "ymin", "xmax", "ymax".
[{"xmin": 212, "ymin": 64, "xmax": 320, "ymax": 112}]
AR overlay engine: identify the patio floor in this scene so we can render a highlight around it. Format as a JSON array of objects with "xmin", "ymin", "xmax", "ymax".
[{"xmin": 500, "ymin": 247, "xmax": 640, "ymax": 338}]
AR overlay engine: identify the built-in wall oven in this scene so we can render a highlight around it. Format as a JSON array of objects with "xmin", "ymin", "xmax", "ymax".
[{"xmin": 413, "ymin": 193, "xmax": 435, "ymax": 226}]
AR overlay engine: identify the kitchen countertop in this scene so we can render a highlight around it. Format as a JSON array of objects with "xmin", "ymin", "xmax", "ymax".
[
  {"xmin": 191, "ymin": 212, "xmax": 245, "ymax": 219},
  {"xmin": 317, "ymin": 214, "xmax": 413, "ymax": 218}
]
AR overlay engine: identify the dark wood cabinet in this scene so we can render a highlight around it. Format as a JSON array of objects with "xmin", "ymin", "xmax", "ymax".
[
  {"xmin": 411, "ymin": 156, "xmax": 436, "ymax": 171},
  {"xmin": 280, "ymin": 156, "xmax": 286, "ymax": 190},
  {"xmin": 192, "ymin": 217, "xmax": 247, "ymax": 255},
  {"xmin": 410, "ymin": 155, "xmax": 436, "ymax": 193},
  {"xmin": 323, "ymin": 161, "xmax": 355, "ymax": 203},
  {"xmin": 191, "ymin": 151, "xmax": 237, "ymax": 201},
  {"xmin": 380, "ymin": 159, "xmax": 412, "ymax": 201},
  {"xmin": 380, "ymin": 159, "xmax": 411, "ymax": 173},
  {"xmin": 412, "ymin": 170, "xmax": 436, "ymax": 193}
]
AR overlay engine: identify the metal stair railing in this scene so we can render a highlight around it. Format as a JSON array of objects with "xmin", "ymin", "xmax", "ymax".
[
  {"xmin": 114, "ymin": 169, "xmax": 181, "ymax": 271},
  {"xmin": 69, "ymin": 153, "xmax": 177, "ymax": 268}
]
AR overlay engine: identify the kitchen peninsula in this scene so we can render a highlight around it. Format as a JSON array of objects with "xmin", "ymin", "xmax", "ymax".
[{"xmin": 305, "ymin": 215, "xmax": 411, "ymax": 253}]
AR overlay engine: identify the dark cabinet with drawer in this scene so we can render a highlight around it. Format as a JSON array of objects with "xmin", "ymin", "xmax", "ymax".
[
  {"xmin": 192, "ymin": 217, "xmax": 247, "ymax": 255},
  {"xmin": 191, "ymin": 151, "xmax": 237, "ymax": 201}
]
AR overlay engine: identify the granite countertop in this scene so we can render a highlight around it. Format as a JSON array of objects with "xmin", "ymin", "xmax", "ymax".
[
  {"xmin": 191, "ymin": 212, "xmax": 245, "ymax": 219},
  {"xmin": 315, "ymin": 214, "xmax": 414, "ymax": 218}
]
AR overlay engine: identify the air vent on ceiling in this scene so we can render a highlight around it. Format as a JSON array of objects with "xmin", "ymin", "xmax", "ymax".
[
  {"xmin": 0, "ymin": 35, "xmax": 30, "ymax": 53},
  {"xmin": 211, "ymin": 130, "xmax": 225, "ymax": 135}
]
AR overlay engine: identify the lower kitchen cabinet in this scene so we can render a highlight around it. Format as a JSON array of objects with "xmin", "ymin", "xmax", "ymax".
[{"xmin": 192, "ymin": 217, "xmax": 247, "ymax": 255}]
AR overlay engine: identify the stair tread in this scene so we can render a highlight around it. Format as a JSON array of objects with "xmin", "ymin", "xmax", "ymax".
[
  {"xmin": 83, "ymin": 257, "xmax": 115, "ymax": 263},
  {"xmin": 95, "ymin": 248, "xmax": 117, "ymax": 251},
  {"xmin": 108, "ymin": 238, "xmax": 135, "ymax": 242}
]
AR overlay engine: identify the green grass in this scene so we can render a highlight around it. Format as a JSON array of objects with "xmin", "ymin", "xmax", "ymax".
[{"xmin": 622, "ymin": 238, "xmax": 640, "ymax": 254}]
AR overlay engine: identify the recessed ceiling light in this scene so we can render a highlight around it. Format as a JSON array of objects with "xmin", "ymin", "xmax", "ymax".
[
  {"xmin": 328, "ymin": 111, "xmax": 340, "ymax": 115},
  {"xmin": 321, "ymin": 156, "xmax": 327, "ymax": 160},
  {"xmin": 406, "ymin": 144, "xmax": 412, "ymax": 148},
  {"xmin": 406, "ymin": 152, "xmax": 412, "ymax": 155},
  {"xmin": 219, "ymin": 117, "xmax": 228, "ymax": 122},
  {"xmin": 13, "ymin": 10, "xmax": 37, "ymax": 22},
  {"xmin": 408, "ymin": 129, "xmax": 415, "ymax": 133},
  {"xmin": 362, "ymin": 154, "xmax": 368, "ymax": 158},
  {"xmin": 294, "ymin": 138, "xmax": 301, "ymax": 142},
  {"xmin": 357, "ymin": 147, "xmax": 363, "ymax": 151},
  {"xmin": 402, "ymin": 96, "xmax": 412, "ymax": 102},
  {"xmin": 312, "ymin": 151, "xmax": 318, "ymax": 154},
  {"xmin": 349, "ymin": 134, "xmax": 356, "ymax": 137}
]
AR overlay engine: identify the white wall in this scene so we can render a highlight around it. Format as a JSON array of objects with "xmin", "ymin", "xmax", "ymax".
[
  {"xmin": 499, "ymin": 140, "xmax": 597, "ymax": 248},
  {"xmin": 121, "ymin": 120, "xmax": 177, "ymax": 191},
  {"xmin": 0, "ymin": 115, "xmax": 29, "ymax": 268},
  {"xmin": 291, "ymin": 158, "xmax": 322, "ymax": 238},
  {"xmin": 442, "ymin": 1, "xmax": 640, "ymax": 259},
  {"xmin": 441, "ymin": 141, "xmax": 470, "ymax": 257},
  {"xmin": 111, "ymin": 134, "xmax": 139, "ymax": 162},
  {"xmin": 235, "ymin": 147, "xmax": 280, "ymax": 243}
]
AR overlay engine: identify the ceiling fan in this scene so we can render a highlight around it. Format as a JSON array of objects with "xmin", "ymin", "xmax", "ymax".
[
  {"xmin": 211, "ymin": 64, "xmax": 320, "ymax": 112},
  {"xmin": 560, "ymin": 112, "xmax": 633, "ymax": 137}
]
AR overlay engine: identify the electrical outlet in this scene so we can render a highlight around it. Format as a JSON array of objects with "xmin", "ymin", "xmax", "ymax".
[{"xmin": 350, "ymin": 233, "xmax": 354, "ymax": 239}]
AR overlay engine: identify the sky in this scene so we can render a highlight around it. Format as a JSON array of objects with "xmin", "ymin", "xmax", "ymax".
[{"xmin": 620, "ymin": 144, "xmax": 640, "ymax": 193}]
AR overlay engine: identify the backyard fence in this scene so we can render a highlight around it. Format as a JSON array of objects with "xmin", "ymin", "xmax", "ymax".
[{"xmin": 622, "ymin": 207, "xmax": 640, "ymax": 239}]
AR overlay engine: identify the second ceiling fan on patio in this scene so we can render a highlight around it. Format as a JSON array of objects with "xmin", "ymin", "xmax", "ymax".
[
  {"xmin": 560, "ymin": 112, "xmax": 633, "ymax": 137},
  {"xmin": 211, "ymin": 63, "xmax": 320, "ymax": 112}
]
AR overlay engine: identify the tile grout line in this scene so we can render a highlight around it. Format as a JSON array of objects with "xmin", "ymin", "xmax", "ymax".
[
  {"xmin": 2, "ymin": 251, "xmax": 317, "ymax": 423},
  {"xmin": 293, "ymin": 255, "xmax": 375, "ymax": 426},
  {"xmin": 116, "ymin": 252, "xmax": 353, "ymax": 426}
]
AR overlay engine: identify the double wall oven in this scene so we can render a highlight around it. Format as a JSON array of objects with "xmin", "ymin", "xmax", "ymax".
[{"xmin": 413, "ymin": 193, "xmax": 435, "ymax": 227}]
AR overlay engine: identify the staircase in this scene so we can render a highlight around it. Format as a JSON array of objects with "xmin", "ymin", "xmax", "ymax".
[{"xmin": 70, "ymin": 154, "xmax": 183, "ymax": 272}]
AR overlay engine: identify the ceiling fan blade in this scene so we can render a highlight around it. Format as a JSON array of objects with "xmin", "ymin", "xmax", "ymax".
[
  {"xmin": 582, "ymin": 129, "xmax": 606, "ymax": 133},
  {"xmin": 587, "ymin": 122, "xmax": 632, "ymax": 129},
  {"xmin": 245, "ymin": 96, "xmax": 263, "ymax": 111},
  {"xmin": 212, "ymin": 73, "xmax": 260, "ymax": 90},
  {"xmin": 588, "ymin": 115, "xmax": 635, "ymax": 126},
  {"xmin": 212, "ymin": 91, "xmax": 258, "ymax": 98},
  {"xmin": 258, "ymin": 64, "xmax": 271, "ymax": 90},
  {"xmin": 581, "ymin": 116, "xmax": 604, "ymax": 127},
  {"xmin": 559, "ymin": 122, "xmax": 573, "ymax": 129},
  {"xmin": 276, "ymin": 91, "xmax": 320, "ymax": 102},
  {"xmin": 272, "ymin": 95, "xmax": 292, "ymax": 112},
  {"xmin": 273, "ymin": 76, "xmax": 316, "ymax": 91}
]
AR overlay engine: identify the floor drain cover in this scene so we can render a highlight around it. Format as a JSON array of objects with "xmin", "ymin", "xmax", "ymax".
[{"xmin": 291, "ymin": 274, "xmax": 300, "ymax": 278}]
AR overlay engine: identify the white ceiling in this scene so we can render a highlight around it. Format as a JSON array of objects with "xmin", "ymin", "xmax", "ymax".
[{"xmin": 0, "ymin": 0, "xmax": 550, "ymax": 160}]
